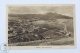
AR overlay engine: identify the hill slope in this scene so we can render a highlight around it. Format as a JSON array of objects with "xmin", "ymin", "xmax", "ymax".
[{"xmin": 8, "ymin": 12, "xmax": 73, "ymax": 20}]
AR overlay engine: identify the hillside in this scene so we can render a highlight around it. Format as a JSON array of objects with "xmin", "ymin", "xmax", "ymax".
[
  {"xmin": 8, "ymin": 12, "xmax": 73, "ymax": 20},
  {"xmin": 8, "ymin": 37, "xmax": 74, "ymax": 46}
]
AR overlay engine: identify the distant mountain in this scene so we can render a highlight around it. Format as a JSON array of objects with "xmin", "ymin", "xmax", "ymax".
[
  {"xmin": 44, "ymin": 12, "xmax": 73, "ymax": 19},
  {"xmin": 8, "ymin": 12, "xmax": 73, "ymax": 20}
]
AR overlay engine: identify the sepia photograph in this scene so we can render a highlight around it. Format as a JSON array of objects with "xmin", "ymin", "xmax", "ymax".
[{"xmin": 6, "ymin": 4, "xmax": 76, "ymax": 49}]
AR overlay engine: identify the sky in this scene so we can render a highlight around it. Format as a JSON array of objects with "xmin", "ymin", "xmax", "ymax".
[{"xmin": 8, "ymin": 5, "xmax": 74, "ymax": 17}]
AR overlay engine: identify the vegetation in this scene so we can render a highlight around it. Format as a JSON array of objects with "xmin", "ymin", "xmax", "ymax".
[{"xmin": 8, "ymin": 12, "xmax": 74, "ymax": 46}]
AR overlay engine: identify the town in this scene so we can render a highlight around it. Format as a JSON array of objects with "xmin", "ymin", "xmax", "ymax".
[{"xmin": 8, "ymin": 18, "xmax": 72, "ymax": 44}]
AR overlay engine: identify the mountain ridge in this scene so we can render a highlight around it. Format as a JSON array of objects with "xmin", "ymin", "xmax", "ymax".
[{"xmin": 8, "ymin": 12, "xmax": 73, "ymax": 19}]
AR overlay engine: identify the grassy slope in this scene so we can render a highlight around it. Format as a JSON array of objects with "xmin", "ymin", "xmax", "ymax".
[{"xmin": 8, "ymin": 37, "xmax": 74, "ymax": 46}]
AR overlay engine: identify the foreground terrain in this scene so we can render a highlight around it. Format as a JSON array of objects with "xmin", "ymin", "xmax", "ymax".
[{"xmin": 8, "ymin": 36, "xmax": 74, "ymax": 46}]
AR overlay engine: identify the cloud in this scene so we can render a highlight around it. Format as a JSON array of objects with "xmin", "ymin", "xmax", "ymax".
[{"xmin": 8, "ymin": 5, "xmax": 74, "ymax": 17}]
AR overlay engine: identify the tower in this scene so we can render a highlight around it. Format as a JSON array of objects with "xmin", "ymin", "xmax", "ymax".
[{"xmin": 62, "ymin": 22, "xmax": 67, "ymax": 33}]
